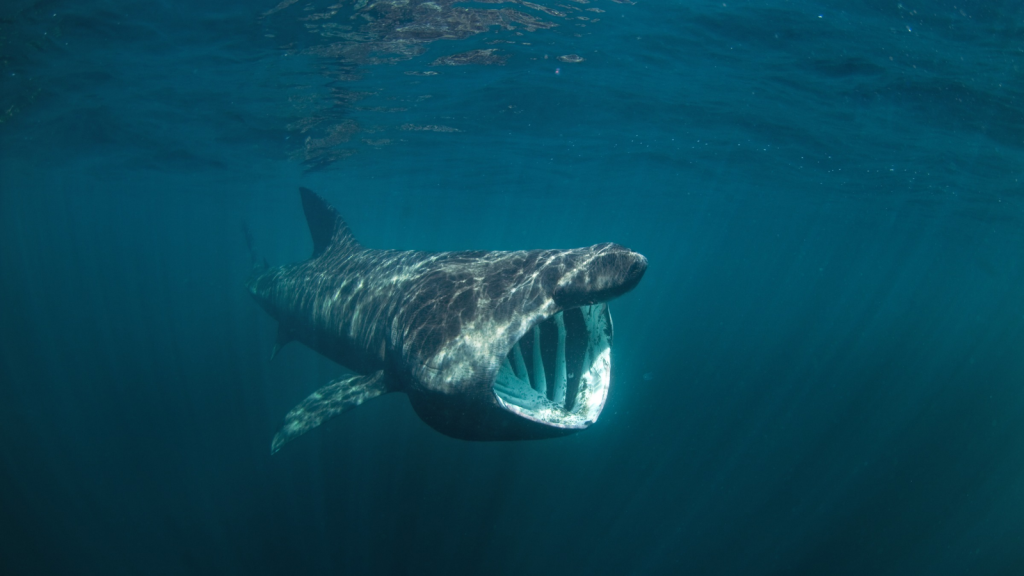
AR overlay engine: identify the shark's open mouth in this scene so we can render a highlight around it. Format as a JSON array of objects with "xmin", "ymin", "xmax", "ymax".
[{"xmin": 493, "ymin": 303, "xmax": 613, "ymax": 429}]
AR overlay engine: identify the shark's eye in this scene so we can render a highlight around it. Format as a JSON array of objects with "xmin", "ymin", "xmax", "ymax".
[{"xmin": 493, "ymin": 304, "xmax": 613, "ymax": 428}]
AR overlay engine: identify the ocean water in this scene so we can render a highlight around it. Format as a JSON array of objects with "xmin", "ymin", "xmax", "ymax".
[{"xmin": 1, "ymin": 0, "xmax": 1023, "ymax": 574}]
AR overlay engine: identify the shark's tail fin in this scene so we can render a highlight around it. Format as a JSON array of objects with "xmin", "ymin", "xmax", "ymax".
[{"xmin": 242, "ymin": 221, "xmax": 269, "ymax": 273}]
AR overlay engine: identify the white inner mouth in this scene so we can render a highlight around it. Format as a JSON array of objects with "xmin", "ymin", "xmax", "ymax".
[{"xmin": 493, "ymin": 303, "xmax": 612, "ymax": 429}]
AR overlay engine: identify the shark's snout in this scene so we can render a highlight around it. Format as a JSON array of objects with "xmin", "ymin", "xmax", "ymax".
[{"xmin": 552, "ymin": 243, "xmax": 648, "ymax": 309}]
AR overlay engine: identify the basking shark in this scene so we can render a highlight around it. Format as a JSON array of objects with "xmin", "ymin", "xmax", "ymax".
[{"xmin": 248, "ymin": 188, "xmax": 647, "ymax": 453}]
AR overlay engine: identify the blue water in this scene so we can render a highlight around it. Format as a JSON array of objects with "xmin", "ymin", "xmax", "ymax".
[{"xmin": 2, "ymin": 0, "xmax": 1023, "ymax": 574}]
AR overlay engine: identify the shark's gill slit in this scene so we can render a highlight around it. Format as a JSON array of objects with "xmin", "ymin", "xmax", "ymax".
[
  {"xmin": 552, "ymin": 313, "xmax": 567, "ymax": 407},
  {"xmin": 494, "ymin": 304, "xmax": 613, "ymax": 425},
  {"xmin": 531, "ymin": 324, "xmax": 547, "ymax": 396}
]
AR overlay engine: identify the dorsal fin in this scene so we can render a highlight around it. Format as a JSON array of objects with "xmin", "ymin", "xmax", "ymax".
[{"xmin": 299, "ymin": 187, "xmax": 360, "ymax": 258}]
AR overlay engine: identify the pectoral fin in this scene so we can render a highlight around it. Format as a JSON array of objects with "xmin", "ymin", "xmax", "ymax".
[{"xmin": 271, "ymin": 370, "xmax": 389, "ymax": 454}]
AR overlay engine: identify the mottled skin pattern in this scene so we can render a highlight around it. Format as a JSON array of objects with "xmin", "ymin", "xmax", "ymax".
[{"xmin": 250, "ymin": 188, "xmax": 647, "ymax": 452}]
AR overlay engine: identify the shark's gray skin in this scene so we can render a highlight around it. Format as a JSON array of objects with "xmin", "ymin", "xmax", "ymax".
[{"xmin": 249, "ymin": 188, "xmax": 647, "ymax": 453}]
